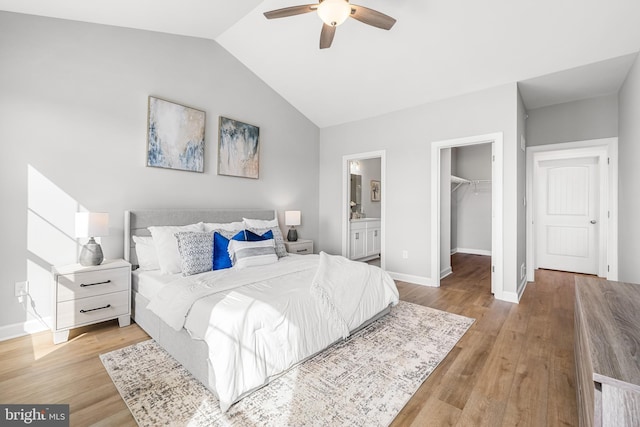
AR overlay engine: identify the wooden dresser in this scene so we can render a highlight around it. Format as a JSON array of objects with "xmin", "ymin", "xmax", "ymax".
[{"xmin": 574, "ymin": 276, "xmax": 640, "ymax": 426}]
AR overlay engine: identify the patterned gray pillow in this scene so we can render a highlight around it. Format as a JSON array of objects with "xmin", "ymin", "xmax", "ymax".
[
  {"xmin": 246, "ymin": 226, "xmax": 288, "ymax": 258},
  {"xmin": 175, "ymin": 231, "xmax": 214, "ymax": 276}
]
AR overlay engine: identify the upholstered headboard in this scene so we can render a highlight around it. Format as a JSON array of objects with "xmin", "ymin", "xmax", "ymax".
[{"xmin": 124, "ymin": 209, "xmax": 277, "ymax": 268}]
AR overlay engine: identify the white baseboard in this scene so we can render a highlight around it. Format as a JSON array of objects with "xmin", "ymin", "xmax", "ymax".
[
  {"xmin": 456, "ymin": 248, "xmax": 492, "ymax": 257},
  {"xmin": 499, "ymin": 291, "xmax": 519, "ymax": 303},
  {"xmin": 440, "ymin": 267, "xmax": 452, "ymax": 279},
  {"xmin": 387, "ymin": 271, "xmax": 437, "ymax": 287},
  {"xmin": 0, "ymin": 317, "xmax": 52, "ymax": 342},
  {"xmin": 517, "ymin": 276, "xmax": 528, "ymax": 301},
  {"xmin": 499, "ymin": 276, "xmax": 528, "ymax": 304}
]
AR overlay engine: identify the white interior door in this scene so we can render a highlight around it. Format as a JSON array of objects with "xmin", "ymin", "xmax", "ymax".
[{"xmin": 536, "ymin": 157, "xmax": 599, "ymax": 274}]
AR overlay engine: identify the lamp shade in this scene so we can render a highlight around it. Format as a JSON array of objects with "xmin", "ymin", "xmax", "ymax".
[
  {"xmin": 75, "ymin": 212, "xmax": 109, "ymax": 238},
  {"xmin": 285, "ymin": 211, "xmax": 301, "ymax": 226}
]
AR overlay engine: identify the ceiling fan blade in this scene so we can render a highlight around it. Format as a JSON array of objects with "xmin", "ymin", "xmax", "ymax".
[
  {"xmin": 319, "ymin": 24, "xmax": 336, "ymax": 49},
  {"xmin": 349, "ymin": 5, "xmax": 396, "ymax": 30},
  {"xmin": 264, "ymin": 4, "xmax": 318, "ymax": 20}
]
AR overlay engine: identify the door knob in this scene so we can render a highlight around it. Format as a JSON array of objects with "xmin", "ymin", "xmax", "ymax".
[{"xmin": 590, "ymin": 220, "xmax": 597, "ymax": 224}]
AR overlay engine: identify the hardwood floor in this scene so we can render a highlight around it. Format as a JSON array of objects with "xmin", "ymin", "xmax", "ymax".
[
  {"xmin": 0, "ymin": 253, "xmax": 578, "ymax": 426},
  {"xmin": 392, "ymin": 253, "xmax": 578, "ymax": 426}
]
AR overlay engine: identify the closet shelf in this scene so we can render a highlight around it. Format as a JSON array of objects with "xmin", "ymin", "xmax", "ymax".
[{"xmin": 451, "ymin": 175, "xmax": 491, "ymax": 192}]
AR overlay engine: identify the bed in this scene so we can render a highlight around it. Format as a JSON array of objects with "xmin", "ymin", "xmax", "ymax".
[{"xmin": 124, "ymin": 209, "xmax": 399, "ymax": 411}]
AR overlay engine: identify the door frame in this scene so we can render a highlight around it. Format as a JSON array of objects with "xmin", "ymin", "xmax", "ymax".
[
  {"xmin": 431, "ymin": 132, "xmax": 504, "ymax": 298},
  {"xmin": 342, "ymin": 150, "xmax": 386, "ymax": 269},
  {"xmin": 526, "ymin": 138, "xmax": 618, "ymax": 281}
]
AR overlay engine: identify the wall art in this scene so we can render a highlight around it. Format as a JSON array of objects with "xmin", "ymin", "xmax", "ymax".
[
  {"xmin": 371, "ymin": 180, "xmax": 381, "ymax": 202},
  {"xmin": 147, "ymin": 96, "xmax": 205, "ymax": 172},
  {"xmin": 218, "ymin": 116, "xmax": 260, "ymax": 179}
]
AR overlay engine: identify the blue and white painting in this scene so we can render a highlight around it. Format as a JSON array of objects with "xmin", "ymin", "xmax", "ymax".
[
  {"xmin": 147, "ymin": 97, "xmax": 205, "ymax": 172},
  {"xmin": 218, "ymin": 116, "xmax": 260, "ymax": 179}
]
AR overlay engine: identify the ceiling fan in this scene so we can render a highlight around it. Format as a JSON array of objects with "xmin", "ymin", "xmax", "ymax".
[{"xmin": 264, "ymin": 0, "xmax": 396, "ymax": 49}]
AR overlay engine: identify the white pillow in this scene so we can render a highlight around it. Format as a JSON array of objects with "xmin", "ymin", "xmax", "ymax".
[
  {"xmin": 132, "ymin": 235, "xmax": 160, "ymax": 271},
  {"xmin": 242, "ymin": 217, "xmax": 277, "ymax": 229},
  {"xmin": 203, "ymin": 221, "xmax": 245, "ymax": 233},
  {"xmin": 148, "ymin": 223, "xmax": 203, "ymax": 274},
  {"xmin": 227, "ymin": 239, "xmax": 277, "ymax": 269},
  {"xmin": 243, "ymin": 217, "xmax": 288, "ymax": 258}
]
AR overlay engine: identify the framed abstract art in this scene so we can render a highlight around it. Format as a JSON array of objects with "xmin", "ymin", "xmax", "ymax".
[
  {"xmin": 218, "ymin": 116, "xmax": 260, "ymax": 179},
  {"xmin": 146, "ymin": 96, "xmax": 205, "ymax": 173}
]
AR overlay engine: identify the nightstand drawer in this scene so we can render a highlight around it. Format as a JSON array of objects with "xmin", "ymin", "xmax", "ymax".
[
  {"xmin": 285, "ymin": 240, "xmax": 313, "ymax": 255},
  {"xmin": 56, "ymin": 290, "xmax": 129, "ymax": 330},
  {"xmin": 57, "ymin": 267, "xmax": 129, "ymax": 302}
]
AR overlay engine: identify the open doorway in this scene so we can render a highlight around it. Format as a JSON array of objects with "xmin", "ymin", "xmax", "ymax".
[
  {"xmin": 342, "ymin": 150, "xmax": 386, "ymax": 269},
  {"xmin": 446, "ymin": 144, "xmax": 493, "ymax": 286},
  {"xmin": 431, "ymin": 133, "xmax": 504, "ymax": 299}
]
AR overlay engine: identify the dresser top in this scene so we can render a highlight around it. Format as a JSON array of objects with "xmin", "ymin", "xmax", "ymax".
[
  {"xmin": 575, "ymin": 276, "xmax": 640, "ymax": 391},
  {"xmin": 52, "ymin": 259, "xmax": 130, "ymax": 275}
]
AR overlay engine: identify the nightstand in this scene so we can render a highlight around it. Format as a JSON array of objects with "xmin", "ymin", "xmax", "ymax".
[
  {"xmin": 284, "ymin": 239, "xmax": 314, "ymax": 255},
  {"xmin": 51, "ymin": 259, "xmax": 131, "ymax": 344}
]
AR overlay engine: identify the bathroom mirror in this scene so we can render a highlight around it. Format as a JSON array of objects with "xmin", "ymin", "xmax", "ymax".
[{"xmin": 350, "ymin": 174, "xmax": 362, "ymax": 215}]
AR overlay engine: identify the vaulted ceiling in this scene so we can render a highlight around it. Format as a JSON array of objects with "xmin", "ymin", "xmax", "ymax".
[{"xmin": 1, "ymin": 0, "xmax": 639, "ymax": 127}]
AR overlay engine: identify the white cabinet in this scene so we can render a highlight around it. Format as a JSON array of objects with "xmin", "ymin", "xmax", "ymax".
[
  {"xmin": 52, "ymin": 259, "xmax": 131, "ymax": 344},
  {"xmin": 350, "ymin": 223, "xmax": 367, "ymax": 259},
  {"xmin": 349, "ymin": 219, "xmax": 381, "ymax": 260}
]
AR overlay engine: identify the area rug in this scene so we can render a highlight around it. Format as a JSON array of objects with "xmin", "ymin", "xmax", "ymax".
[{"xmin": 100, "ymin": 301, "xmax": 474, "ymax": 427}]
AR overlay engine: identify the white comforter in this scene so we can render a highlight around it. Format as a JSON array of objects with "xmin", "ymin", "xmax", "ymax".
[{"xmin": 147, "ymin": 252, "xmax": 399, "ymax": 411}]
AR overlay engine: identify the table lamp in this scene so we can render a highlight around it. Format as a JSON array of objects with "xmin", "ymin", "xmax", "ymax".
[
  {"xmin": 285, "ymin": 210, "xmax": 301, "ymax": 242},
  {"xmin": 75, "ymin": 212, "xmax": 109, "ymax": 266}
]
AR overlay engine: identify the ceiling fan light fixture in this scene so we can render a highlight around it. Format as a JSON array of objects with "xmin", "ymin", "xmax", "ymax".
[{"xmin": 317, "ymin": 0, "xmax": 351, "ymax": 26}]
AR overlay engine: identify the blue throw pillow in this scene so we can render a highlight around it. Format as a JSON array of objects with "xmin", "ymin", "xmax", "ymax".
[
  {"xmin": 213, "ymin": 230, "xmax": 246, "ymax": 270},
  {"xmin": 245, "ymin": 229, "xmax": 273, "ymax": 241}
]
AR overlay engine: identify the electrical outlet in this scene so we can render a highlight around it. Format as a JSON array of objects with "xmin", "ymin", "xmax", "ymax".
[
  {"xmin": 402, "ymin": 250, "xmax": 409, "ymax": 259},
  {"xmin": 520, "ymin": 264, "xmax": 526, "ymax": 280},
  {"xmin": 15, "ymin": 281, "xmax": 28, "ymax": 297}
]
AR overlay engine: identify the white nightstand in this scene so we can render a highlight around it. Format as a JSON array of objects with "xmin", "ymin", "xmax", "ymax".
[
  {"xmin": 284, "ymin": 239, "xmax": 314, "ymax": 255},
  {"xmin": 51, "ymin": 259, "xmax": 131, "ymax": 344}
]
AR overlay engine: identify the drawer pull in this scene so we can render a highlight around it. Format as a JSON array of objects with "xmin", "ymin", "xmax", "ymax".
[
  {"xmin": 80, "ymin": 280, "xmax": 112, "ymax": 288},
  {"xmin": 296, "ymin": 249, "xmax": 308, "ymax": 253},
  {"xmin": 80, "ymin": 304, "xmax": 111, "ymax": 313}
]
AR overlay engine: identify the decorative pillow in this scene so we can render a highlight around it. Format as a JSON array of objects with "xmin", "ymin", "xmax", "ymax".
[
  {"xmin": 243, "ymin": 217, "xmax": 287, "ymax": 258},
  {"xmin": 227, "ymin": 239, "xmax": 278, "ymax": 269},
  {"xmin": 203, "ymin": 221, "xmax": 245, "ymax": 233},
  {"xmin": 132, "ymin": 235, "xmax": 160, "ymax": 271},
  {"xmin": 245, "ymin": 229, "xmax": 273, "ymax": 241},
  {"xmin": 148, "ymin": 223, "xmax": 203, "ymax": 275},
  {"xmin": 213, "ymin": 230, "xmax": 246, "ymax": 270},
  {"xmin": 175, "ymin": 231, "xmax": 214, "ymax": 276}
]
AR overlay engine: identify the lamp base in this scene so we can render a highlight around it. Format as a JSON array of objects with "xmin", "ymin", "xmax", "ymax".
[
  {"xmin": 287, "ymin": 228, "xmax": 298, "ymax": 242},
  {"xmin": 79, "ymin": 238, "xmax": 104, "ymax": 266}
]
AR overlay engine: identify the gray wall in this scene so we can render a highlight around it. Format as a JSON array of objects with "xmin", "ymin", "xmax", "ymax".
[
  {"xmin": 0, "ymin": 12, "xmax": 320, "ymax": 334},
  {"xmin": 618, "ymin": 54, "xmax": 640, "ymax": 283},
  {"xmin": 318, "ymin": 83, "xmax": 523, "ymax": 299},
  {"xmin": 526, "ymin": 94, "xmax": 618, "ymax": 146},
  {"xmin": 452, "ymin": 144, "xmax": 492, "ymax": 254},
  {"xmin": 440, "ymin": 148, "xmax": 452, "ymax": 276},
  {"xmin": 517, "ymin": 89, "xmax": 527, "ymax": 290}
]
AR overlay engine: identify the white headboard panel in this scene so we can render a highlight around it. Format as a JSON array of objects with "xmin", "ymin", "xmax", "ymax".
[{"xmin": 124, "ymin": 209, "xmax": 276, "ymax": 268}]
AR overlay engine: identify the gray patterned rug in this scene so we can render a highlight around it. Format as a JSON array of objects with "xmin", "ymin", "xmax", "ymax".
[{"xmin": 100, "ymin": 301, "xmax": 474, "ymax": 426}]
